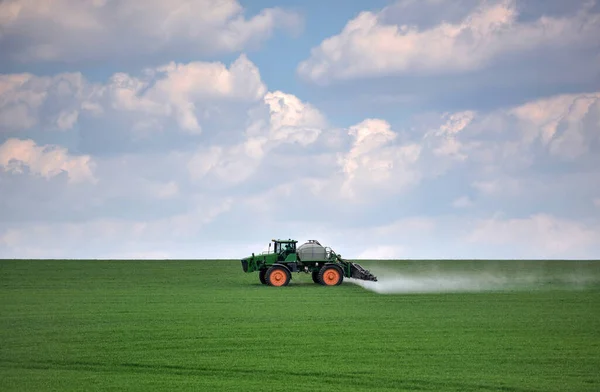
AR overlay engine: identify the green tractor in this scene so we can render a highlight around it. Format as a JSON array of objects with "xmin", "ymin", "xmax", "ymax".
[{"xmin": 240, "ymin": 239, "xmax": 378, "ymax": 286}]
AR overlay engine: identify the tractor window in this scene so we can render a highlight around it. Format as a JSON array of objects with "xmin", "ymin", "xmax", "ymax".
[{"xmin": 274, "ymin": 242, "xmax": 295, "ymax": 254}]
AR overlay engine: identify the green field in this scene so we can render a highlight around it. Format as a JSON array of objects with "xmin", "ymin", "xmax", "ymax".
[{"xmin": 1, "ymin": 259, "xmax": 599, "ymax": 391}]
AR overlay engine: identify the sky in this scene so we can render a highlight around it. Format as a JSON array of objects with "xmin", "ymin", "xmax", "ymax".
[{"xmin": 1, "ymin": 0, "xmax": 599, "ymax": 260}]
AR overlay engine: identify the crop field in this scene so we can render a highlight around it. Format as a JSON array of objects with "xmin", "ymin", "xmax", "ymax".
[{"xmin": 1, "ymin": 259, "xmax": 599, "ymax": 391}]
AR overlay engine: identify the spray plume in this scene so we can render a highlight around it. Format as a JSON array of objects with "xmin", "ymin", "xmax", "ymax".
[{"xmin": 347, "ymin": 262, "xmax": 600, "ymax": 294}]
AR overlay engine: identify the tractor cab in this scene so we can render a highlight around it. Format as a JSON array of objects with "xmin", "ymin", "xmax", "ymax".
[{"xmin": 269, "ymin": 239, "xmax": 297, "ymax": 261}]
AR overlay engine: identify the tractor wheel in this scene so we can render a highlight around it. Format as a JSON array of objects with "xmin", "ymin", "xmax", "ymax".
[
  {"xmin": 311, "ymin": 270, "xmax": 321, "ymax": 284},
  {"xmin": 319, "ymin": 265, "xmax": 343, "ymax": 286},
  {"xmin": 266, "ymin": 266, "xmax": 290, "ymax": 287},
  {"xmin": 259, "ymin": 269, "xmax": 267, "ymax": 285}
]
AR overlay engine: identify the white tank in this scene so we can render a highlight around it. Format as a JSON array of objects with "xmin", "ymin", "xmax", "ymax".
[{"xmin": 297, "ymin": 240, "xmax": 328, "ymax": 261}]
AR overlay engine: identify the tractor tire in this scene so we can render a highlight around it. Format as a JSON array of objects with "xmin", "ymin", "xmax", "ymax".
[
  {"xmin": 259, "ymin": 269, "xmax": 267, "ymax": 285},
  {"xmin": 266, "ymin": 266, "xmax": 290, "ymax": 287},
  {"xmin": 311, "ymin": 270, "xmax": 321, "ymax": 284},
  {"xmin": 318, "ymin": 265, "xmax": 343, "ymax": 286}
]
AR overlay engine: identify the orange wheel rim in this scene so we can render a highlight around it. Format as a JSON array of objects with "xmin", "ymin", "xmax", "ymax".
[
  {"xmin": 323, "ymin": 269, "xmax": 340, "ymax": 285},
  {"xmin": 270, "ymin": 270, "xmax": 287, "ymax": 286}
]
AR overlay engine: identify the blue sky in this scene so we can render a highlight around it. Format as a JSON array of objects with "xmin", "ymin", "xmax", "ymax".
[{"xmin": 1, "ymin": 0, "xmax": 599, "ymax": 259}]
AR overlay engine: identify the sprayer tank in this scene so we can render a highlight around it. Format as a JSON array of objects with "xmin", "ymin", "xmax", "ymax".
[{"xmin": 297, "ymin": 240, "xmax": 328, "ymax": 261}]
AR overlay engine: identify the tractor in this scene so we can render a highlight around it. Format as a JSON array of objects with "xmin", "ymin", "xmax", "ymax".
[{"xmin": 240, "ymin": 239, "xmax": 377, "ymax": 286}]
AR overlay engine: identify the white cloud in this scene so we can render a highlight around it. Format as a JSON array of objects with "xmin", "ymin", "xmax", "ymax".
[
  {"xmin": 104, "ymin": 54, "xmax": 266, "ymax": 134},
  {"xmin": 0, "ymin": 72, "xmax": 87, "ymax": 131},
  {"xmin": 466, "ymin": 213, "xmax": 600, "ymax": 257},
  {"xmin": 0, "ymin": 138, "xmax": 95, "ymax": 183},
  {"xmin": 332, "ymin": 110, "xmax": 478, "ymax": 202},
  {"xmin": 509, "ymin": 92, "xmax": 600, "ymax": 160},
  {"xmin": 188, "ymin": 143, "xmax": 262, "ymax": 185},
  {"xmin": 158, "ymin": 86, "xmax": 600, "ymax": 207},
  {"xmin": 1, "ymin": 57, "xmax": 600, "ymax": 260},
  {"xmin": 0, "ymin": 55, "xmax": 267, "ymax": 135},
  {"xmin": 56, "ymin": 110, "xmax": 79, "ymax": 130},
  {"xmin": 423, "ymin": 110, "xmax": 475, "ymax": 165},
  {"xmin": 0, "ymin": 0, "xmax": 302, "ymax": 63},
  {"xmin": 297, "ymin": 0, "xmax": 600, "ymax": 83},
  {"xmin": 188, "ymin": 89, "xmax": 328, "ymax": 185},
  {"xmin": 261, "ymin": 90, "xmax": 326, "ymax": 145},
  {"xmin": 412, "ymin": 91, "xmax": 600, "ymax": 198},
  {"xmin": 242, "ymin": 177, "xmax": 330, "ymax": 215},
  {"xmin": 338, "ymin": 118, "xmax": 421, "ymax": 200}
]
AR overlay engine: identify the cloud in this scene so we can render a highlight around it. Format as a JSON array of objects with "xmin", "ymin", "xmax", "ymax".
[
  {"xmin": 0, "ymin": 55, "xmax": 267, "ymax": 137},
  {"xmin": 221, "ymin": 87, "xmax": 600, "ymax": 208},
  {"xmin": 0, "ymin": 194, "xmax": 232, "ymax": 259},
  {"xmin": 260, "ymin": 90, "xmax": 326, "ymax": 145},
  {"xmin": 0, "ymin": 138, "xmax": 95, "ymax": 183},
  {"xmin": 297, "ymin": 0, "xmax": 600, "ymax": 84},
  {"xmin": 420, "ymin": 110, "xmax": 476, "ymax": 176},
  {"xmin": 187, "ymin": 90, "xmax": 327, "ymax": 186},
  {"xmin": 338, "ymin": 118, "xmax": 421, "ymax": 200},
  {"xmin": 0, "ymin": 72, "xmax": 87, "ymax": 131},
  {"xmin": 324, "ymin": 88, "xmax": 600, "ymax": 217},
  {"xmin": 466, "ymin": 213, "xmax": 600, "ymax": 258},
  {"xmin": 1, "ymin": 57, "xmax": 599, "ymax": 260},
  {"xmin": 509, "ymin": 92, "xmax": 600, "ymax": 160},
  {"xmin": 315, "ymin": 212, "xmax": 600, "ymax": 260},
  {"xmin": 420, "ymin": 91, "xmax": 600, "ymax": 184},
  {"xmin": 0, "ymin": 0, "xmax": 302, "ymax": 64},
  {"xmin": 99, "ymin": 54, "xmax": 266, "ymax": 134}
]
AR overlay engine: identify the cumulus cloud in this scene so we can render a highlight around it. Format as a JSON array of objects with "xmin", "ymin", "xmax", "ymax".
[
  {"xmin": 0, "ymin": 55, "xmax": 267, "ymax": 136},
  {"xmin": 98, "ymin": 54, "xmax": 266, "ymax": 134},
  {"xmin": 0, "ymin": 72, "xmax": 87, "ymax": 131},
  {"xmin": 427, "ymin": 111, "xmax": 475, "ymax": 160},
  {"xmin": 221, "ymin": 88, "xmax": 600, "ymax": 207},
  {"xmin": 0, "ymin": 0, "xmax": 302, "ymax": 64},
  {"xmin": 0, "ymin": 138, "xmax": 95, "ymax": 183},
  {"xmin": 338, "ymin": 118, "xmax": 421, "ymax": 200},
  {"xmin": 260, "ymin": 91, "xmax": 326, "ymax": 145},
  {"xmin": 327, "ymin": 88, "xmax": 600, "ymax": 212},
  {"xmin": 412, "ymin": 91, "xmax": 600, "ymax": 190},
  {"xmin": 1, "ymin": 59, "xmax": 599, "ymax": 259},
  {"xmin": 509, "ymin": 92, "xmax": 600, "ymax": 160},
  {"xmin": 297, "ymin": 0, "xmax": 600, "ymax": 84},
  {"xmin": 188, "ymin": 90, "xmax": 327, "ymax": 185}
]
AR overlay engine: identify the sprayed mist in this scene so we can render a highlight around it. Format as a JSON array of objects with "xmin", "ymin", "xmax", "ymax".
[{"xmin": 347, "ymin": 263, "xmax": 600, "ymax": 294}]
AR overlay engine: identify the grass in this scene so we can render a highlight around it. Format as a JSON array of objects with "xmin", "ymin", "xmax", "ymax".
[{"xmin": 0, "ymin": 259, "xmax": 599, "ymax": 391}]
